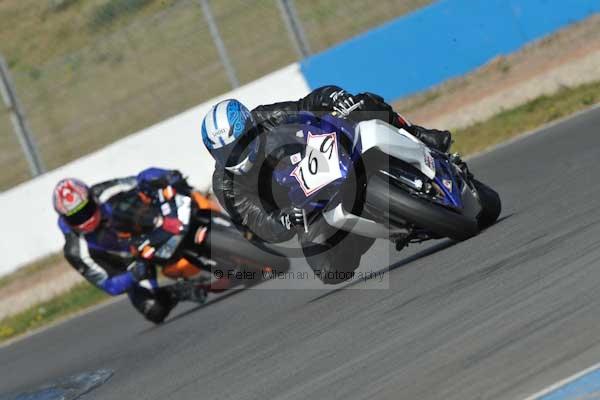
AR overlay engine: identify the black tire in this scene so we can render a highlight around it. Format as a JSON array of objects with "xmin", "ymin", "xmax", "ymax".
[
  {"xmin": 143, "ymin": 289, "xmax": 177, "ymax": 325},
  {"xmin": 205, "ymin": 225, "xmax": 290, "ymax": 274},
  {"xmin": 144, "ymin": 302, "xmax": 171, "ymax": 325},
  {"xmin": 472, "ymin": 179, "xmax": 501, "ymax": 229},
  {"xmin": 366, "ymin": 175, "xmax": 480, "ymax": 241}
]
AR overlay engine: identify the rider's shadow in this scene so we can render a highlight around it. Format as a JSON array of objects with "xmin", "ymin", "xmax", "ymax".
[
  {"xmin": 143, "ymin": 240, "xmax": 456, "ymax": 329},
  {"xmin": 309, "ymin": 211, "xmax": 516, "ymax": 301},
  {"xmin": 144, "ymin": 213, "xmax": 516, "ymax": 327},
  {"xmin": 141, "ymin": 288, "xmax": 243, "ymax": 330},
  {"xmin": 308, "ymin": 239, "xmax": 457, "ymax": 303},
  {"xmin": 387, "ymin": 239, "xmax": 458, "ymax": 273}
]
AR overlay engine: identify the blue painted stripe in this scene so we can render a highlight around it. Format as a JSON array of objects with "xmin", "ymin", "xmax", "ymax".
[
  {"xmin": 300, "ymin": 0, "xmax": 600, "ymax": 102},
  {"xmin": 537, "ymin": 367, "xmax": 600, "ymax": 399},
  {"xmin": 212, "ymin": 105, "xmax": 219, "ymax": 131}
]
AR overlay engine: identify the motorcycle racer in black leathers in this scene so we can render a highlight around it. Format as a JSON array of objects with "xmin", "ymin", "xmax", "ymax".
[
  {"xmin": 202, "ymin": 86, "xmax": 452, "ymax": 284},
  {"xmin": 53, "ymin": 168, "xmax": 199, "ymax": 323}
]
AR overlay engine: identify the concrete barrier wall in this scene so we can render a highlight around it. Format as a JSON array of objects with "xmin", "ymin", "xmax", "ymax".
[
  {"xmin": 4, "ymin": 0, "xmax": 600, "ymax": 275},
  {"xmin": 0, "ymin": 63, "xmax": 310, "ymax": 276},
  {"xmin": 300, "ymin": 0, "xmax": 600, "ymax": 101}
]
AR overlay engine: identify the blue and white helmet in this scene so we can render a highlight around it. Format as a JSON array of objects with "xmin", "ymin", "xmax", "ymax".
[{"xmin": 201, "ymin": 99, "xmax": 259, "ymax": 175}]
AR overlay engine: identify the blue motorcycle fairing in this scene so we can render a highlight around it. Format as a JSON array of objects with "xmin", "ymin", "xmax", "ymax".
[
  {"xmin": 273, "ymin": 113, "xmax": 362, "ymax": 210},
  {"xmin": 431, "ymin": 153, "xmax": 464, "ymax": 209},
  {"xmin": 272, "ymin": 113, "xmax": 469, "ymax": 216}
]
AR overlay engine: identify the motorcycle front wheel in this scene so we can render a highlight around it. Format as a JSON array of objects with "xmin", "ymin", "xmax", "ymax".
[
  {"xmin": 365, "ymin": 174, "xmax": 480, "ymax": 241},
  {"xmin": 472, "ymin": 179, "xmax": 502, "ymax": 229}
]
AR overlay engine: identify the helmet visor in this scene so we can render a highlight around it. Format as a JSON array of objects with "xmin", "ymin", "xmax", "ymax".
[
  {"xmin": 64, "ymin": 198, "xmax": 99, "ymax": 227},
  {"xmin": 225, "ymin": 135, "xmax": 260, "ymax": 175},
  {"xmin": 212, "ymin": 123, "xmax": 260, "ymax": 173}
]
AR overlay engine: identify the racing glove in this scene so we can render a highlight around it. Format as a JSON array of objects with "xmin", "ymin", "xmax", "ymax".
[
  {"xmin": 277, "ymin": 207, "xmax": 304, "ymax": 231},
  {"xmin": 330, "ymin": 90, "xmax": 360, "ymax": 117}
]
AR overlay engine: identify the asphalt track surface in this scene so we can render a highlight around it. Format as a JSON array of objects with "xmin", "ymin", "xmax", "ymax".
[{"xmin": 2, "ymin": 107, "xmax": 600, "ymax": 400}]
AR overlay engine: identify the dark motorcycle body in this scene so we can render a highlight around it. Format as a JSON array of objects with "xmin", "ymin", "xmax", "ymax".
[
  {"xmin": 134, "ymin": 190, "xmax": 290, "ymax": 294},
  {"xmin": 272, "ymin": 113, "xmax": 501, "ymax": 247}
]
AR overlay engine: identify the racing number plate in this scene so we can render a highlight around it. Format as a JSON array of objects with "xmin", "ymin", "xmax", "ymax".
[{"xmin": 291, "ymin": 132, "xmax": 342, "ymax": 197}]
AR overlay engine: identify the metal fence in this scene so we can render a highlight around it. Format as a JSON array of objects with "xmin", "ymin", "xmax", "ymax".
[{"xmin": 0, "ymin": 0, "xmax": 433, "ymax": 191}]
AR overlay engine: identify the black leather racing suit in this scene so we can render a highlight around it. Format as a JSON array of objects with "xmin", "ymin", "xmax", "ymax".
[{"xmin": 212, "ymin": 86, "xmax": 450, "ymax": 284}]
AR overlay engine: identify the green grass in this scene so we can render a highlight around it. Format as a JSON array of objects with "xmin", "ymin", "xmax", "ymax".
[
  {"xmin": 452, "ymin": 80, "xmax": 600, "ymax": 155},
  {"xmin": 48, "ymin": 0, "xmax": 82, "ymax": 13},
  {"xmin": 89, "ymin": 0, "xmax": 152, "ymax": 30},
  {"xmin": 0, "ymin": 282, "xmax": 108, "ymax": 342},
  {"xmin": 0, "ymin": 0, "xmax": 433, "ymax": 191}
]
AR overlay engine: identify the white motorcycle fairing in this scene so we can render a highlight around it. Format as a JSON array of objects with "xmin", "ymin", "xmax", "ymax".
[
  {"xmin": 357, "ymin": 119, "xmax": 436, "ymax": 179},
  {"xmin": 323, "ymin": 119, "xmax": 438, "ymax": 239},
  {"xmin": 322, "ymin": 119, "xmax": 484, "ymax": 239}
]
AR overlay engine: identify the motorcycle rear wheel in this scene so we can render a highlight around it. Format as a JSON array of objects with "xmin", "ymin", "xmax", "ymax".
[{"xmin": 205, "ymin": 224, "xmax": 290, "ymax": 275}]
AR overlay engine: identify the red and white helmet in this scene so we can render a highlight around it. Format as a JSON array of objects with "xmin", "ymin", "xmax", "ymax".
[{"xmin": 52, "ymin": 178, "xmax": 101, "ymax": 233}]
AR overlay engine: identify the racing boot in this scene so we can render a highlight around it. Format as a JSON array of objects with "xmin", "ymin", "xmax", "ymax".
[
  {"xmin": 409, "ymin": 125, "xmax": 452, "ymax": 153},
  {"xmin": 139, "ymin": 288, "xmax": 178, "ymax": 324},
  {"xmin": 128, "ymin": 285, "xmax": 178, "ymax": 324}
]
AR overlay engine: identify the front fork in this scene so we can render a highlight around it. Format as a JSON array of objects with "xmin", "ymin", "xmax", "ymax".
[
  {"xmin": 450, "ymin": 153, "xmax": 474, "ymax": 182},
  {"xmin": 387, "ymin": 153, "xmax": 470, "ymax": 251}
]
